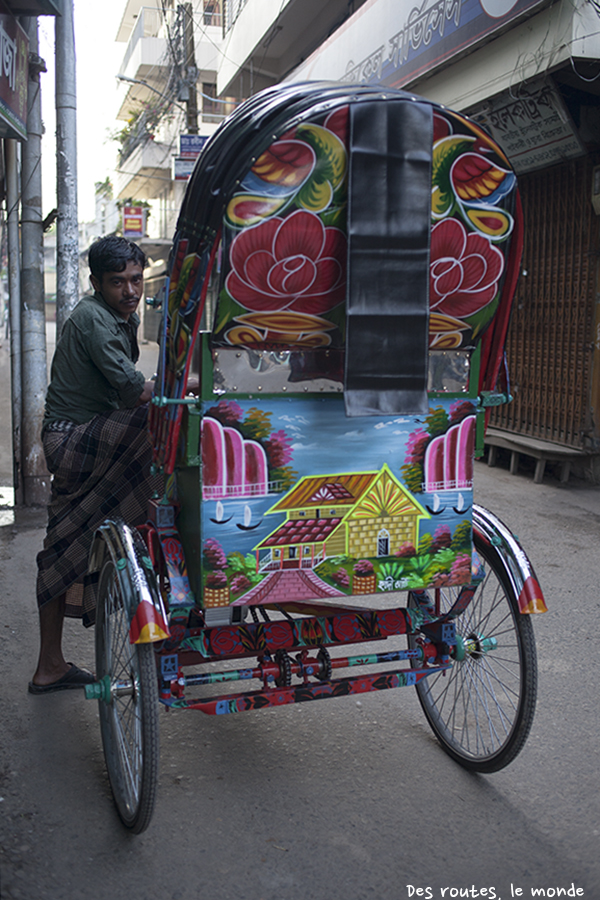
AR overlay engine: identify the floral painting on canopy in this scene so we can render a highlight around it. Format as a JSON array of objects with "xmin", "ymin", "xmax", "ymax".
[{"xmin": 210, "ymin": 103, "xmax": 517, "ymax": 353}]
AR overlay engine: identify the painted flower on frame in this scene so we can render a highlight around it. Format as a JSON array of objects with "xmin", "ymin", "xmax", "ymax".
[
  {"xmin": 225, "ymin": 209, "xmax": 346, "ymax": 315},
  {"xmin": 430, "ymin": 218, "xmax": 504, "ymax": 319},
  {"xmin": 250, "ymin": 140, "xmax": 316, "ymax": 193},
  {"xmin": 451, "ymin": 152, "xmax": 515, "ymax": 205}
]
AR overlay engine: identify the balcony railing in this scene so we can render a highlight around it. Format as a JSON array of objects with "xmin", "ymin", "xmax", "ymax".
[
  {"xmin": 118, "ymin": 107, "xmax": 168, "ymax": 165},
  {"xmin": 120, "ymin": 7, "xmax": 164, "ymax": 76}
]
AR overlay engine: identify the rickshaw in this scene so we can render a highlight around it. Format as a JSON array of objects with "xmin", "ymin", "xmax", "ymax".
[{"xmin": 84, "ymin": 82, "xmax": 547, "ymax": 833}]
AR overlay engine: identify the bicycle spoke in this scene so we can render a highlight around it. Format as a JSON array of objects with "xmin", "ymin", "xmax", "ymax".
[{"xmin": 409, "ymin": 525, "xmax": 538, "ymax": 771}]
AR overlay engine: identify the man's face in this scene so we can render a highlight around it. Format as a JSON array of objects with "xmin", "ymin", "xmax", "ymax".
[{"xmin": 91, "ymin": 261, "xmax": 144, "ymax": 321}]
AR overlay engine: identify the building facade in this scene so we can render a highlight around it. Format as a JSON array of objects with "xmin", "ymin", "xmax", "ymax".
[{"xmin": 114, "ymin": 1, "xmax": 232, "ymax": 240}]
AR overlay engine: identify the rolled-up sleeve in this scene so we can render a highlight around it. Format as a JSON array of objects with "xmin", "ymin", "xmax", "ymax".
[{"xmin": 86, "ymin": 317, "xmax": 146, "ymax": 407}]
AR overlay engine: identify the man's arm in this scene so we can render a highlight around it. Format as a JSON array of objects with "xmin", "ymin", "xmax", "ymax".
[{"xmin": 84, "ymin": 319, "xmax": 147, "ymax": 407}]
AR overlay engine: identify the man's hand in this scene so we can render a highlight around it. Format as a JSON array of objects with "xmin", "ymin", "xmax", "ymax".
[{"xmin": 137, "ymin": 380, "xmax": 155, "ymax": 405}]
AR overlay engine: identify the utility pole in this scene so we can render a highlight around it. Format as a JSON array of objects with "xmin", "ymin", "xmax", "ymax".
[
  {"xmin": 55, "ymin": 0, "xmax": 79, "ymax": 339},
  {"xmin": 20, "ymin": 18, "xmax": 50, "ymax": 507},
  {"xmin": 4, "ymin": 140, "xmax": 23, "ymax": 505},
  {"xmin": 183, "ymin": 2, "xmax": 199, "ymax": 134}
]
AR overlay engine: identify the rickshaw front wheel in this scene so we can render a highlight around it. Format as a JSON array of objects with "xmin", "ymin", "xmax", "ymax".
[
  {"xmin": 96, "ymin": 556, "xmax": 160, "ymax": 833},
  {"xmin": 409, "ymin": 531, "xmax": 537, "ymax": 772}
]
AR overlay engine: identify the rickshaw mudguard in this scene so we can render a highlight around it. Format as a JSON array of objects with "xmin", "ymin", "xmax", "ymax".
[
  {"xmin": 143, "ymin": 520, "xmax": 196, "ymax": 609},
  {"xmin": 89, "ymin": 520, "xmax": 170, "ymax": 643},
  {"xmin": 472, "ymin": 505, "xmax": 547, "ymax": 614}
]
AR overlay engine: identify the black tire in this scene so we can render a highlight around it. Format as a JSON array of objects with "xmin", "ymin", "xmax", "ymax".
[
  {"xmin": 409, "ymin": 531, "xmax": 537, "ymax": 772},
  {"xmin": 96, "ymin": 556, "xmax": 160, "ymax": 833}
]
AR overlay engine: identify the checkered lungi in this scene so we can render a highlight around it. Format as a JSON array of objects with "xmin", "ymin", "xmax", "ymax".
[{"xmin": 36, "ymin": 406, "xmax": 162, "ymax": 625}]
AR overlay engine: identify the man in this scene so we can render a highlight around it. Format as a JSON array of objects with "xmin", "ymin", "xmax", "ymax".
[{"xmin": 30, "ymin": 235, "xmax": 159, "ymax": 693}]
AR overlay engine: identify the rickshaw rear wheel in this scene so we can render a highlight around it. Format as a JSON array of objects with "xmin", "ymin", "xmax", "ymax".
[
  {"xmin": 408, "ymin": 531, "xmax": 537, "ymax": 772},
  {"xmin": 96, "ymin": 556, "xmax": 160, "ymax": 833}
]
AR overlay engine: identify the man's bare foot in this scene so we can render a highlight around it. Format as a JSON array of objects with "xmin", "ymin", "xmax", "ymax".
[
  {"xmin": 30, "ymin": 659, "xmax": 72, "ymax": 687},
  {"xmin": 32, "ymin": 594, "xmax": 69, "ymax": 687}
]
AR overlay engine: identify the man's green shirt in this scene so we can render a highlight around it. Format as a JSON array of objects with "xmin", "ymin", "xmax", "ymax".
[{"xmin": 43, "ymin": 291, "xmax": 146, "ymax": 428}]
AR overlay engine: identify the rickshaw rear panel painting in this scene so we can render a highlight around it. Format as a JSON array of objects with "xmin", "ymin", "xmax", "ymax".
[{"xmin": 188, "ymin": 395, "xmax": 477, "ymax": 608}]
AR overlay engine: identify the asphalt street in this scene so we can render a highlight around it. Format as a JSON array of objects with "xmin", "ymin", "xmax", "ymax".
[{"xmin": 0, "ymin": 332, "xmax": 599, "ymax": 900}]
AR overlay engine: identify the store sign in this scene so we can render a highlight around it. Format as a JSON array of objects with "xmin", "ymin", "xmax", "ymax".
[
  {"xmin": 122, "ymin": 206, "xmax": 146, "ymax": 237},
  {"xmin": 470, "ymin": 79, "xmax": 584, "ymax": 174},
  {"xmin": 0, "ymin": 6, "xmax": 29, "ymax": 141},
  {"xmin": 173, "ymin": 156, "xmax": 197, "ymax": 181},
  {"xmin": 289, "ymin": 0, "xmax": 550, "ymax": 90},
  {"xmin": 179, "ymin": 133, "xmax": 209, "ymax": 158}
]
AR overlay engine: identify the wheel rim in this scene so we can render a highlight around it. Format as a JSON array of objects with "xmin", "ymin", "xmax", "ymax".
[
  {"xmin": 98, "ymin": 562, "xmax": 144, "ymax": 821},
  {"xmin": 411, "ymin": 540, "xmax": 534, "ymax": 766}
]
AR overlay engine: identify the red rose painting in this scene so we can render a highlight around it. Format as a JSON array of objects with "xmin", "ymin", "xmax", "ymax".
[
  {"xmin": 225, "ymin": 209, "xmax": 346, "ymax": 315},
  {"xmin": 430, "ymin": 217, "xmax": 504, "ymax": 319}
]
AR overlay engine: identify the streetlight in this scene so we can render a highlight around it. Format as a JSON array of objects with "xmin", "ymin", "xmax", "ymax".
[
  {"xmin": 116, "ymin": 74, "xmax": 188, "ymax": 114},
  {"xmin": 118, "ymin": 73, "xmax": 236, "ymax": 108}
]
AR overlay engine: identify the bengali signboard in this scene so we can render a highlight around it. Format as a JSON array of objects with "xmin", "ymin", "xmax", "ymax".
[
  {"xmin": 288, "ymin": 0, "xmax": 551, "ymax": 91},
  {"xmin": 122, "ymin": 206, "xmax": 146, "ymax": 237},
  {"xmin": 469, "ymin": 78, "xmax": 584, "ymax": 174},
  {"xmin": 179, "ymin": 133, "xmax": 209, "ymax": 158},
  {"xmin": 173, "ymin": 155, "xmax": 197, "ymax": 181},
  {"xmin": 0, "ymin": 5, "xmax": 29, "ymax": 141}
]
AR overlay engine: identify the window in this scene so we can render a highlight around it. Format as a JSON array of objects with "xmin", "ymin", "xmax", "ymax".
[
  {"xmin": 377, "ymin": 529, "xmax": 390, "ymax": 557},
  {"xmin": 203, "ymin": 0, "xmax": 222, "ymax": 25}
]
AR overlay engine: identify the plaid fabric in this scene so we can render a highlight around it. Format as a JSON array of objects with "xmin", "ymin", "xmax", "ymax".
[{"xmin": 36, "ymin": 406, "xmax": 161, "ymax": 625}]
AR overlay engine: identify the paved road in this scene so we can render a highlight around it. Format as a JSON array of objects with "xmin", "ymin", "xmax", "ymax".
[
  {"xmin": 1, "ymin": 332, "xmax": 599, "ymax": 899},
  {"xmin": 1, "ymin": 459, "xmax": 599, "ymax": 900}
]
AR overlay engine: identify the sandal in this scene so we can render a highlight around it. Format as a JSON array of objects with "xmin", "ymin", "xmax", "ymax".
[{"xmin": 28, "ymin": 663, "xmax": 96, "ymax": 694}]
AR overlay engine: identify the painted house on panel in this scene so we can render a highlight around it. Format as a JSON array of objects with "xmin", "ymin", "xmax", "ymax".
[{"xmin": 255, "ymin": 464, "xmax": 430, "ymax": 571}]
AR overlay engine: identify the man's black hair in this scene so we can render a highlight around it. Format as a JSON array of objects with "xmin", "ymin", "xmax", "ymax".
[{"xmin": 88, "ymin": 235, "xmax": 147, "ymax": 281}]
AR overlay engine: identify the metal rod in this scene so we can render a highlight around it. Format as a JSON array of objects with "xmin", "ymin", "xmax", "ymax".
[
  {"xmin": 176, "ymin": 645, "xmax": 435, "ymax": 690},
  {"xmin": 151, "ymin": 396, "xmax": 199, "ymax": 406},
  {"xmin": 330, "ymin": 647, "xmax": 433, "ymax": 669},
  {"xmin": 165, "ymin": 664, "xmax": 450, "ymax": 714}
]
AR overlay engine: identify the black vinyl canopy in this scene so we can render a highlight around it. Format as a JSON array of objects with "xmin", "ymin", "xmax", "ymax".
[{"xmin": 175, "ymin": 82, "xmax": 434, "ymax": 417}]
